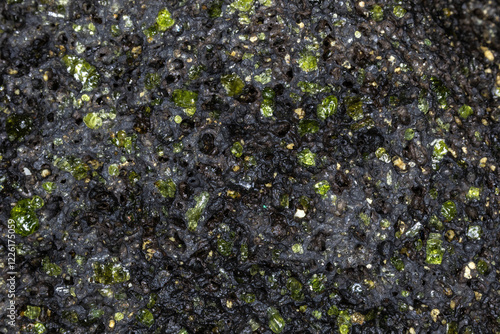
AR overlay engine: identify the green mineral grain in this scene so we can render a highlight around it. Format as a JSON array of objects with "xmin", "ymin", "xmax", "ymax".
[
  {"xmin": 292, "ymin": 243, "xmax": 303, "ymax": 254},
  {"xmin": 314, "ymin": 180, "xmax": 330, "ymax": 197},
  {"xmin": 375, "ymin": 147, "xmax": 391, "ymax": 163},
  {"xmin": 298, "ymin": 51, "xmax": 318, "ymax": 72},
  {"xmin": 33, "ymin": 323, "xmax": 46, "ymax": 334},
  {"xmin": 466, "ymin": 225, "xmax": 482, "ymax": 240},
  {"xmin": 128, "ymin": 171, "xmax": 140, "ymax": 184},
  {"xmin": 312, "ymin": 310, "xmax": 322, "ymax": 319},
  {"xmin": 432, "ymin": 139, "xmax": 448, "ymax": 169},
  {"xmin": 42, "ymin": 182, "xmax": 56, "ymax": 193},
  {"xmin": 208, "ymin": 0, "xmax": 223, "ymax": 18},
  {"xmin": 145, "ymin": 73, "xmax": 161, "ymax": 90},
  {"xmin": 426, "ymin": 233, "xmax": 444, "ymax": 265},
  {"xmin": 404, "ymin": 128, "xmax": 415, "ymax": 140},
  {"xmin": 280, "ymin": 194, "xmax": 289, "ymax": 208},
  {"xmin": 156, "ymin": 8, "xmax": 175, "ymax": 31},
  {"xmin": 297, "ymin": 81, "xmax": 331, "ymax": 94},
  {"xmin": 393, "ymin": 6, "xmax": 407, "ymax": 18},
  {"xmin": 260, "ymin": 98, "xmax": 274, "ymax": 117},
  {"xmin": 286, "ymin": 277, "xmax": 304, "ymax": 301},
  {"xmin": 458, "ymin": 104, "xmax": 473, "ymax": 119},
  {"xmin": 267, "ymin": 307, "xmax": 285, "ymax": 333},
  {"xmin": 380, "ymin": 219, "xmax": 391, "ymax": 229},
  {"xmin": 137, "ymin": 309, "xmax": 154, "ymax": 327},
  {"xmin": 112, "ymin": 130, "xmax": 134, "ymax": 152},
  {"xmin": 261, "ymin": 87, "xmax": 275, "ymax": 117},
  {"xmin": 371, "ymin": 5, "xmax": 384, "ymax": 21},
  {"xmin": 188, "ymin": 65, "xmax": 206, "ymax": 81},
  {"xmin": 111, "ymin": 24, "xmax": 121, "ymax": 36},
  {"xmin": 254, "ymin": 68, "xmax": 272, "ymax": 84},
  {"xmin": 429, "ymin": 215, "xmax": 444, "ymax": 231},
  {"xmin": 83, "ymin": 112, "xmax": 103, "ymax": 129},
  {"xmin": 308, "ymin": 273, "xmax": 326, "ymax": 293},
  {"xmin": 328, "ymin": 305, "xmax": 339, "ymax": 317},
  {"xmin": 440, "ymin": 200, "xmax": 456, "ymax": 221},
  {"xmin": 391, "ymin": 256, "xmax": 405, "ymax": 271},
  {"xmin": 231, "ymin": 142, "xmax": 243, "ymax": 157},
  {"xmin": 221, "ymin": 73, "xmax": 245, "ymax": 96},
  {"xmin": 6, "ymin": 114, "xmax": 33, "ymax": 141},
  {"xmin": 298, "ymin": 119, "xmax": 319, "ymax": 136},
  {"xmin": 240, "ymin": 293, "xmax": 256, "ymax": 303},
  {"xmin": 359, "ymin": 212, "xmax": 371, "ymax": 226},
  {"xmin": 476, "ymin": 259, "xmax": 490, "ymax": 275},
  {"xmin": 217, "ymin": 239, "xmax": 233, "ymax": 256},
  {"xmin": 240, "ymin": 243, "xmax": 249, "ymax": 261},
  {"xmin": 430, "ymin": 76, "xmax": 449, "ymax": 108},
  {"xmin": 466, "ymin": 187, "xmax": 481, "ymax": 200},
  {"xmin": 337, "ymin": 310, "xmax": 351, "ymax": 334},
  {"xmin": 25, "ymin": 305, "xmax": 41, "ymax": 320},
  {"xmin": 186, "ymin": 191, "xmax": 210, "ymax": 231},
  {"xmin": 62, "ymin": 55, "xmax": 100, "ymax": 91},
  {"xmin": 317, "ymin": 95, "xmax": 338, "ymax": 120},
  {"xmin": 11, "ymin": 196, "xmax": 44, "ymax": 237},
  {"xmin": 54, "ymin": 156, "xmax": 90, "ymax": 180},
  {"xmin": 231, "ymin": 0, "xmax": 254, "ymax": 12},
  {"xmin": 42, "ymin": 257, "xmax": 62, "ymax": 276},
  {"xmin": 93, "ymin": 262, "xmax": 130, "ymax": 284},
  {"xmin": 155, "ymin": 179, "xmax": 176, "ymax": 198},
  {"xmin": 172, "ymin": 89, "xmax": 198, "ymax": 109},
  {"xmin": 108, "ymin": 164, "xmax": 119, "ymax": 176},
  {"xmin": 88, "ymin": 305, "xmax": 104, "ymax": 321},
  {"xmin": 297, "ymin": 148, "xmax": 316, "ymax": 167},
  {"xmin": 345, "ymin": 96, "xmax": 364, "ymax": 121},
  {"xmin": 418, "ymin": 90, "xmax": 430, "ymax": 114},
  {"xmin": 173, "ymin": 142, "xmax": 183, "ymax": 153}
]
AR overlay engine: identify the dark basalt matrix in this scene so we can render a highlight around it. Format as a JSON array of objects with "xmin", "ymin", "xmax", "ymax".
[{"xmin": 0, "ymin": 0, "xmax": 499, "ymax": 333}]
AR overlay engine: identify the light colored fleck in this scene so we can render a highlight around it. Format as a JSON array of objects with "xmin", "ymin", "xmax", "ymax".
[
  {"xmin": 294, "ymin": 108, "xmax": 305, "ymax": 119},
  {"xmin": 392, "ymin": 156, "xmax": 407, "ymax": 171},
  {"xmin": 430, "ymin": 309, "xmax": 440, "ymax": 322},
  {"xmin": 295, "ymin": 209, "xmax": 306, "ymax": 218},
  {"xmin": 464, "ymin": 266, "xmax": 472, "ymax": 279},
  {"xmin": 481, "ymin": 47, "xmax": 494, "ymax": 61},
  {"xmin": 475, "ymin": 291, "xmax": 482, "ymax": 301}
]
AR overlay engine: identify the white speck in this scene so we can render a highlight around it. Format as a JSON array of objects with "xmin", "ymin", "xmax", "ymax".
[
  {"xmin": 464, "ymin": 266, "xmax": 472, "ymax": 279},
  {"xmin": 48, "ymin": 12, "xmax": 65, "ymax": 18},
  {"xmin": 295, "ymin": 209, "xmax": 306, "ymax": 218},
  {"xmin": 23, "ymin": 168, "xmax": 31, "ymax": 176},
  {"xmin": 122, "ymin": 15, "xmax": 134, "ymax": 29}
]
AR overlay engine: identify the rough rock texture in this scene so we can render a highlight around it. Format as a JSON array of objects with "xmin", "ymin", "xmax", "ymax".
[{"xmin": 0, "ymin": 0, "xmax": 499, "ymax": 333}]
